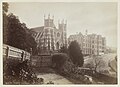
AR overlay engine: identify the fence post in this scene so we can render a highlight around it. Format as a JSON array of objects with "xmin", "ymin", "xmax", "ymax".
[
  {"xmin": 21, "ymin": 51, "xmax": 24, "ymax": 61},
  {"xmin": 6, "ymin": 46, "xmax": 9, "ymax": 59},
  {"xmin": 30, "ymin": 48, "xmax": 32, "ymax": 65}
]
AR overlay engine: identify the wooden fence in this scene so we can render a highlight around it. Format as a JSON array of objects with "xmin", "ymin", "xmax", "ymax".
[{"xmin": 3, "ymin": 44, "xmax": 31, "ymax": 61}]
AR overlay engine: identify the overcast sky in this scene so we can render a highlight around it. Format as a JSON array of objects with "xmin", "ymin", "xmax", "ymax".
[{"xmin": 8, "ymin": 2, "xmax": 117, "ymax": 48}]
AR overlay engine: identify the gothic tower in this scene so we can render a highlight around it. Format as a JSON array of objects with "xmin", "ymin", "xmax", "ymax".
[
  {"xmin": 44, "ymin": 14, "xmax": 54, "ymax": 27},
  {"xmin": 43, "ymin": 14, "xmax": 55, "ymax": 51},
  {"xmin": 58, "ymin": 19, "xmax": 67, "ymax": 47}
]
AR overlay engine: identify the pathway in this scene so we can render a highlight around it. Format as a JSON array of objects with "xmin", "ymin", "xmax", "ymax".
[{"xmin": 37, "ymin": 73, "xmax": 73, "ymax": 84}]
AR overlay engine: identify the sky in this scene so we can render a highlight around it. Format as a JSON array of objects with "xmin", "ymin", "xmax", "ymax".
[{"xmin": 8, "ymin": 2, "xmax": 117, "ymax": 48}]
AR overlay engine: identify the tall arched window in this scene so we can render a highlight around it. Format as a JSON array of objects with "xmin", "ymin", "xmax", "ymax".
[{"xmin": 56, "ymin": 42, "xmax": 59, "ymax": 50}]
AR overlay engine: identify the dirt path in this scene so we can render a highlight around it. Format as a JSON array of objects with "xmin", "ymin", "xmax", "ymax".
[{"xmin": 37, "ymin": 73, "xmax": 73, "ymax": 84}]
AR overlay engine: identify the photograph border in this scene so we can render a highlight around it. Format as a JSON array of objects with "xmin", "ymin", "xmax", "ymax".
[{"xmin": 0, "ymin": 0, "xmax": 119, "ymax": 87}]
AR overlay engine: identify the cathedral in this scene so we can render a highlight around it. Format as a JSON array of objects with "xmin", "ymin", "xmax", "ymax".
[{"xmin": 30, "ymin": 14, "xmax": 67, "ymax": 54}]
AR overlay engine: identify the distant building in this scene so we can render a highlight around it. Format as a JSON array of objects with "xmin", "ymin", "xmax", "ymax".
[
  {"xmin": 30, "ymin": 14, "xmax": 67, "ymax": 54},
  {"xmin": 68, "ymin": 30, "xmax": 106, "ymax": 55}
]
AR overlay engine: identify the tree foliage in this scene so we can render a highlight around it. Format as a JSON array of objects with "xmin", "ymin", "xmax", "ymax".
[
  {"xmin": 3, "ymin": 2, "xmax": 9, "ymax": 14},
  {"xmin": 84, "ymin": 56, "xmax": 106, "ymax": 72},
  {"xmin": 3, "ymin": 3, "xmax": 37, "ymax": 54},
  {"xmin": 3, "ymin": 2, "xmax": 9, "ymax": 44},
  {"xmin": 52, "ymin": 53, "xmax": 69, "ymax": 69},
  {"xmin": 68, "ymin": 40, "xmax": 84, "ymax": 67},
  {"xmin": 93, "ymin": 56, "xmax": 106, "ymax": 72}
]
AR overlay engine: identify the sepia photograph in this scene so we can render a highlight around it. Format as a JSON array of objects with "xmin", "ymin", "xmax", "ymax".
[{"xmin": 1, "ymin": 1, "xmax": 118, "ymax": 85}]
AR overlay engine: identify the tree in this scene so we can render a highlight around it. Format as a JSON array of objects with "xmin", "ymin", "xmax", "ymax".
[
  {"xmin": 84, "ymin": 56, "xmax": 106, "ymax": 72},
  {"xmin": 3, "ymin": 2, "xmax": 9, "ymax": 44},
  {"xmin": 68, "ymin": 40, "xmax": 84, "ymax": 67},
  {"xmin": 93, "ymin": 56, "xmax": 106, "ymax": 72},
  {"xmin": 3, "ymin": 3, "xmax": 37, "ymax": 54},
  {"xmin": 108, "ymin": 56, "xmax": 117, "ymax": 73},
  {"xmin": 3, "ymin": 2, "xmax": 9, "ymax": 14}
]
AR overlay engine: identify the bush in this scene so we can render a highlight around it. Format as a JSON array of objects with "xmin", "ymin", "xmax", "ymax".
[
  {"xmin": 60, "ymin": 59, "xmax": 76, "ymax": 75},
  {"xmin": 68, "ymin": 40, "xmax": 84, "ymax": 67},
  {"xmin": 52, "ymin": 53, "xmax": 69, "ymax": 70},
  {"xmin": 52, "ymin": 53, "xmax": 77, "ymax": 76},
  {"xmin": 3, "ymin": 60, "xmax": 39, "ymax": 84}
]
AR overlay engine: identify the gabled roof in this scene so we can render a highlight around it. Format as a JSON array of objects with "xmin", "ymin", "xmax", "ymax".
[{"xmin": 30, "ymin": 26, "xmax": 44, "ymax": 33}]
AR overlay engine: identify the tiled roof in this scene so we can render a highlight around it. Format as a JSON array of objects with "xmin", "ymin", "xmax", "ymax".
[{"xmin": 30, "ymin": 26, "xmax": 44, "ymax": 33}]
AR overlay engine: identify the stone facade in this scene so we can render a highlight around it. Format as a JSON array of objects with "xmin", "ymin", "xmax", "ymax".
[
  {"xmin": 30, "ymin": 14, "xmax": 67, "ymax": 54},
  {"xmin": 68, "ymin": 30, "xmax": 106, "ymax": 55}
]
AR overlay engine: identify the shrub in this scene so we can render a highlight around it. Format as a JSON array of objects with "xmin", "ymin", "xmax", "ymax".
[
  {"xmin": 3, "ymin": 60, "xmax": 39, "ymax": 84},
  {"xmin": 60, "ymin": 59, "xmax": 76, "ymax": 75},
  {"xmin": 52, "ymin": 53, "xmax": 69, "ymax": 70}
]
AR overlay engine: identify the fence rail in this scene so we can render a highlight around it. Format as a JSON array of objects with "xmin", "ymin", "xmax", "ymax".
[{"xmin": 3, "ymin": 44, "xmax": 31, "ymax": 61}]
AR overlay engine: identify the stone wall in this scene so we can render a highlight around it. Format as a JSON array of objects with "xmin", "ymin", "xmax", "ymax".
[{"xmin": 31, "ymin": 55, "xmax": 52, "ymax": 67}]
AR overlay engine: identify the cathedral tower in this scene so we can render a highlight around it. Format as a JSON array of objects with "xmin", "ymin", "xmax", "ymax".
[
  {"xmin": 31, "ymin": 15, "xmax": 67, "ymax": 54},
  {"xmin": 44, "ymin": 14, "xmax": 54, "ymax": 27},
  {"xmin": 43, "ymin": 14, "xmax": 55, "ymax": 51},
  {"xmin": 58, "ymin": 19, "xmax": 67, "ymax": 47}
]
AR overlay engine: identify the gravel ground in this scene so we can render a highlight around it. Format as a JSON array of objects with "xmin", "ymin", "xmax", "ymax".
[{"xmin": 37, "ymin": 73, "xmax": 73, "ymax": 84}]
